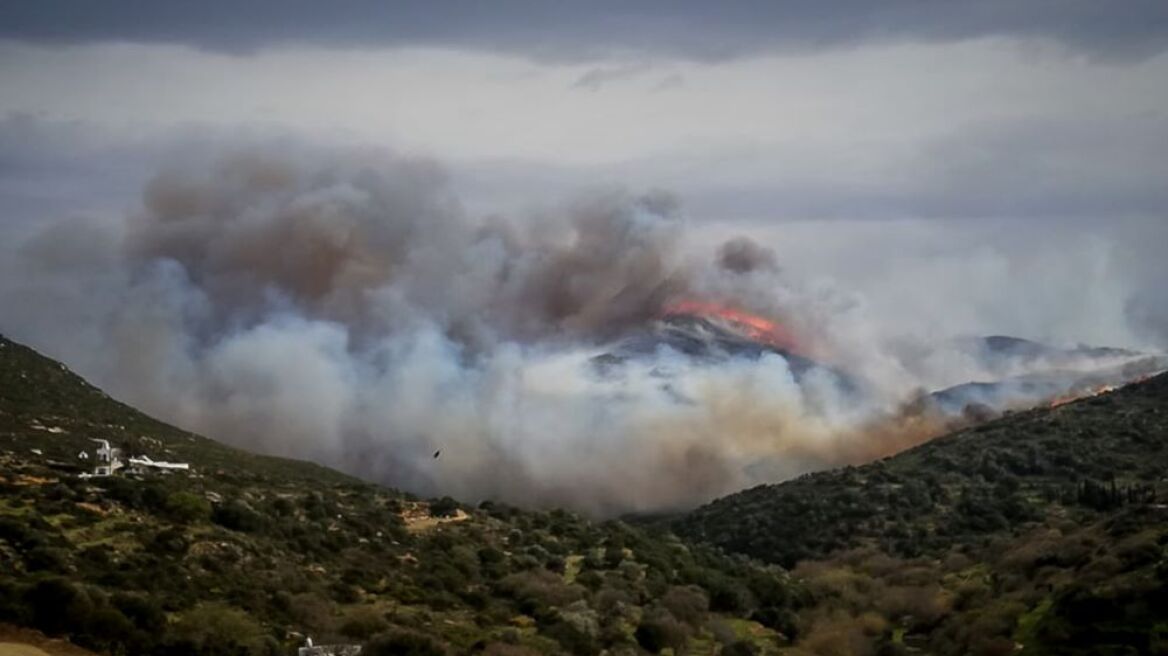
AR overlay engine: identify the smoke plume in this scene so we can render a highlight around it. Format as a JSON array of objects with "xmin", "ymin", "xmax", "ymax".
[{"xmin": 1, "ymin": 144, "xmax": 1160, "ymax": 515}]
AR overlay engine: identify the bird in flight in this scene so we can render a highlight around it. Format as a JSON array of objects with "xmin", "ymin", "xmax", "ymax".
[{"xmin": 433, "ymin": 450, "xmax": 441, "ymax": 459}]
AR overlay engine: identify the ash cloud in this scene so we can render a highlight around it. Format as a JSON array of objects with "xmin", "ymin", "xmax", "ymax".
[{"xmin": 1, "ymin": 141, "xmax": 1164, "ymax": 515}]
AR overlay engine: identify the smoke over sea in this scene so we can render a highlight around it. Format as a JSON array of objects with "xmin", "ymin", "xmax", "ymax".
[{"xmin": 1, "ymin": 143, "xmax": 1162, "ymax": 514}]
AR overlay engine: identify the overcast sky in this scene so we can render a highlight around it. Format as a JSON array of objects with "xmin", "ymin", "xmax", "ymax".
[{"xmin": 2, "ymin": 1, "xmax": 1167, "ymax": 347}]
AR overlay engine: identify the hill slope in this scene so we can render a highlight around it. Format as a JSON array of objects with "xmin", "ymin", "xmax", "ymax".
[
  {"xmin": 670, "ymin": 373, "xmax": 1168, "ymax": 654},
  {"xmin": 0, "ymin": 335, "xmax": 800, "ymax": 656}
]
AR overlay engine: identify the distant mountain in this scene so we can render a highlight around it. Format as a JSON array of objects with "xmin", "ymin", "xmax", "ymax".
[
  {"xmin": 592, "ymin": 312, "xmax": 841, "ymax": 383},
  {"xmin": 0, "ymin": 335, "xmax": 799, "ymax": 656},
  {"xmin": 974, "ymin": 334, "xmax": 1140, "ymax": 368},
  {"xmin": 597, "ymin": 310, "xmax": 1166, "ymax": 422},
  {"xmin": 666, "ymin": 372, "xmax": 1168, "ymax": 654},
  {"xmin": 925, "ymin": 352, "xmax": 1168, "ymax": 415}
]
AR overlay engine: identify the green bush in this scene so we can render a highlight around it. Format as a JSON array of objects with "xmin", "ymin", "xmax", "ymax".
[
  {"xmin": 164, "ymin": 492, "xmax": 212, "ymax": 524},
  {"xmin": 213, "ymin": 500, "xmax": 265, "ymax": 532},
  {"xmin": 170, "ymin": 602, "xmax": 268, "ymax": 656}
]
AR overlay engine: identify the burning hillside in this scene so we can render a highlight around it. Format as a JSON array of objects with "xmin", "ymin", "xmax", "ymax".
[
  {"xmin": 660, "ymin": 299, "xmax": 803, "ymax": 355},
  {"xmin": 595, "ymin": 299, "xmax": 1168, "ymax": 451}
]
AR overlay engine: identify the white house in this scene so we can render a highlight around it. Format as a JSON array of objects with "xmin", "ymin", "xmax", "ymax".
[{"xmin": 89, "ymin": 439, "xmax": 123, "ymax": 477}]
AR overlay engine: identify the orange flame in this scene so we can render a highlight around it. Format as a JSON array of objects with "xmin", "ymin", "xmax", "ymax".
[
  {"xmin": 1048, "ymin": 384, "xmax": 1116, "ymax": 408},
  {"xmin": 1048, "ymin": 372, "xmax": 1155, "ymax": 408},
  {"xmin": 662, "ymin": 299, "xmax": 802, "ymax": 354}
]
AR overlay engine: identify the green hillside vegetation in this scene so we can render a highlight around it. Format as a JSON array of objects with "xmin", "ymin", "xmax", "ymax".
[
  {"xmin": 670, "ymin": 372, "xmax": 1168, "ymax": 655},
  {"xmin": 0, "ymin": 336, "xmax": 800, "ymax": 656},
  {"xmin": 6, "ymin": 330, "xmax": 1168, "ymax": 656}
]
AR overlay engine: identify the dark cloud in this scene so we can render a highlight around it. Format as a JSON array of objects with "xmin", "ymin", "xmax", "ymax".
[{"xmin": 3, "ymin": 0, "xmax": 1167, "ymax": 61}]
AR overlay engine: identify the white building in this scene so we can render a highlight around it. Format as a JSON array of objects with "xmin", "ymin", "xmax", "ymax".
[
  {"xmin": 298, "ymin": 637, "xmax": 362, "ymax": 656},
  {"xmin": 79, "ymin": 440, "xmax": 190, "ymax": 478},
  {"xmin": 89, "ymin": 439, "xmax": 123, "ymax": 477},
  {"xmin": 126, "ymin": 455, "xmax": 190, "ymax": 474}
]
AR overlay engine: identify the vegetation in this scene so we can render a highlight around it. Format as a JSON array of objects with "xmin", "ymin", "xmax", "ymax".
[
  {"xmin": 5, "ymin": 332, "xmax": 1168, "ymax": 654},
  {"xmin": 668, "ymin": 372, "xmax": 1168, "ymax": 654},
  {"xmin": 0, "ymin": 336, "xmax": 799, "ymax": 655}
]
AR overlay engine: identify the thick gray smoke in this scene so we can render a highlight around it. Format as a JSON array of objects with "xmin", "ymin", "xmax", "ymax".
[{"xmin": 1, "ymin": 144, "xmax": 1162, "ymax": 514}]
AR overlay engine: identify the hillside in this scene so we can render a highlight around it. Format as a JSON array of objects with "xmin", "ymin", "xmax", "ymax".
[
  {"xmin": 7, "ymin": 330, "xmax": 1168, "ymax": 656},
  {"xmin": 670, "ymin": 372, "xmax": 1168, "ymax": 654},
  {"xmin": 0, "ymin": 335, "xmax": 800, "ymax": 656}
]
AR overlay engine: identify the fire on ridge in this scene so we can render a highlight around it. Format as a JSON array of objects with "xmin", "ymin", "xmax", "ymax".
[{"xmin": 660, "ymin": 299, "xmax": 803, "ymax": 356}]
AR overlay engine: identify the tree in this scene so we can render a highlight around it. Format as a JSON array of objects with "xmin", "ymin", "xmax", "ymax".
[
  {"xmin": 170, "ymin": 602, "xmax": 267, "ymax": 655},
  {"xmin": 634, "ymin": 610, "xmax": 689, "ymax": 654},
  {"xmin": 662, "ymin": 585, "xmax": 709, "ymax": 627}
]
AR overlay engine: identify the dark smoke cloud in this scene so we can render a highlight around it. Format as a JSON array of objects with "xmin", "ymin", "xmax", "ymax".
[
  {"xmin": 3, "ymin": 1, "xmax": 1167, "ymax": 61},
  {"xmin": 1, "ymin": 140, "xmax": 1164, "ymax": 515},
  {"xmin": 718, "ymin": 237, "xmax": 778, "ymax": 275},
  {"xmin": 124, "ymin": 149, "xmax": 686, "ymax": 348}
]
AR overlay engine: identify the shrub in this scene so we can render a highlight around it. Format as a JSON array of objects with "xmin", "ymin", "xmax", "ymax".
[
  {"xmin": 149, "ymin": 526, "xmax": 190, "ymax": 555},
  {"xmin": 164, "ymin": 492, "xmax": 212, "ymax": 524},
  {"xmin": 24, "ymin": 578, "xmax": 91, "ymax": 636},
  {"xmin": 81, "ymin": 605, "xmax": 136, "ymax": 652},
  {"xmin": 634, "ymin": 610, "xmax": 689, "ymax": 654},
  {"xmin": 722, "ymin": 640, "xmax": 760, "ymax": 656},
  {"xmin": 430, "ymin": 497, "xmax": 461, "ymax": 518},
  {"xmin": 170, "ymin": 602, "xmax": 267, "ymax": 655},
  {"xmin": 498, "ymin": 569, "xmax": 586, "ymax": 613},
  {"xmin": 543, "ymin": 617, "xmax": 598, "ymax": 656},
  {"xmin": 112, "ymin": 592, "xmax": 167, "ymax": 633},
  {"xmin": 364, "ymin": 629, "xmax": 448, "ymax": 656},
  {"xmin": 213, "ymin": 500, "xmax": 265, "ymax": 533},
  {"xmin": 330, "ymin": 581, "xmax": 362, "ymax": 604},
  {"xmin": 24, "ymin": 545, "xmax": 69, "ymax": 572},
  {"xmin": 339, "ymin": 606, "xmax": 389, "ymax": 640},
  {"xmin": 0, "ymin": 517, "xmax": 40, "ymax": 549},
  {"xmin": 286, "ymin": 593, "xmax": 334, "ymax": 633},
  {"xmin": 270, "ymin": 497, "xmax": 295, "ymax": 517}
]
